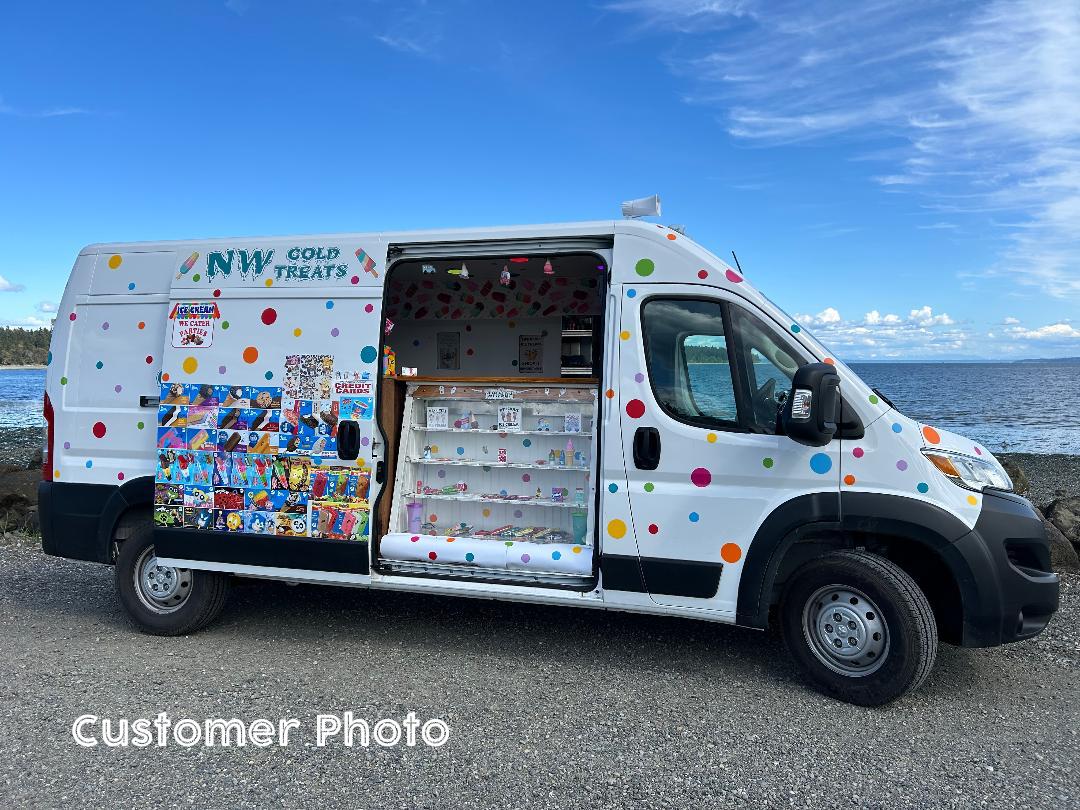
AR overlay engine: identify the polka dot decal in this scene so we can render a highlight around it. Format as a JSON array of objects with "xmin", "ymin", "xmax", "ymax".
[
  {"xmin": 648, "ymin": 524, "xmax": 659, "ymax": 535},
  {"xmin": 635, "ymin": 258, "xmax": 655, "ymax": 277},
  {"xmin": 608, "ymin": 483, "xmax": 618, "ymax": 493},
  {"xmin": 643, "ymin": 482, "xmax": 654, "ymax": 492},
  {"xmin": 762, "ymin": 457, "xmax": 774, "ymax": 469},
  {"xmin": 922, "ymin": 426, "xmax": 941, "ymax": 444},
  {"xmin": 891, "ymin": 422, "xmax": 903, "ymax": 433},
  {"xmin": 182, "ymin": 357, "xmax": 198, "ymax": 374},
  {"xmin": 360, "ymin": 345, "xmax": 378, "ymax": 364},
  {"xmin": 625, "ymin": 399, "xmax": 646, "ymax": 419},
  {"xmin": 852, "ymin": 447, "xmax": 864, "ymax": 458},
  {"xmin": 721, "ymin": 543, "xmax": 742, "ymax": 564},
  {"xmin": 619, "ymin": 330, "xmax": 630, "ymax": 341},
  {"xmin": 242, "ymin": 346, "xmax": 259, "ymax": 364},
  {"xmin": 917, "ymin": 482, "xmax": 930, "ymax": 494},
  {"xmin": 690, "ymin": 467, "xmax": 712, "ymax": 487},
  {"xmin": 724, "ymin": 269, "xmax": 743, "ymax": 283},
  {"xmin": 869, "ymin": 394, "xmax": 880, "ymax": 405},
  {"xmin": 607, "ymin": 519, "xmax": 627, "ymax": 539},
  {"xmin": 261, "ymin": 307, "xmax": 277, "ymax": 325},
  {"xmin": 107, "ymin": 254, "xmax": 122, "ymax": 269},
  {"xmin": 809, "ymin": 453, "xmax": 832, "ymax": 474},
  {"xmin": 896, "ymin": 459, "xmax": 908, "ymax": 471},
  {"xmin": 626, "ymin": 289, "xmax": 637, "ymax": 298},
  {"xmin": 92, "ymin": 421, "xmax": 107, "ymax": 439},
  {"xmin": 843, "ymin": 474, "xmax": 856, "ymax": 486}
]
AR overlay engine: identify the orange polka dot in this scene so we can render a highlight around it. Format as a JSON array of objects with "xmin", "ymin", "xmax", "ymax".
[
  {"xmin": 844, "ymin": 474, "xmax": 856, "ymax": 486},
  {"xmin": 823, "ymin": 357, "xmax": 835, "ymax": 365},
  {"xmin": 666, "ymin": 233, "xmax": 677, "ymax": 240},
  {"xmin": 137, "ymin": 321, "xmax": 145, "ymax": 330},
  {"xmin": 605, "ymin": 389, "xmax": 615, "ymax": 399},
  {"xmin": 242, "ymin": 346, "xmax": 259, "ymax": 364},
  {"xmin": 162, "ymin": 372, "xmax": 170, "ymax": 381},
  {"xmin": 429, "ymin": 514, "xmax": 437, "ymax": 522},
  {"xmin": 721, "ymin": 543, "xmax": 742, "ymax": 563},
  {"xmin": 922, "ymin": 426, "xmax": 941, "ymax": 444}
]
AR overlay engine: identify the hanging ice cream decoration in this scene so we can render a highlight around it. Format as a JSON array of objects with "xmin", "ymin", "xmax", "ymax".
[
  {"xmin": 447, "ymin": 262, "xmax": 469, "ymax": 278},
  {"xmin": 421, "ymin": 264, "xmax": 437, "ymax": 274},
  {"xmin": 500, "ymin": 264, "xmax": 512, "ymax": 286},
  {"xmin": 543, "ymin": 258, "xmax": 554, "ymax": 275},
  {"xmin": 385, "ymin": 317, "xmax": 395, "ymax": 335},
  {"xmin": 460, "ymin": 262, "xmax": 469, "ymax": 279}
]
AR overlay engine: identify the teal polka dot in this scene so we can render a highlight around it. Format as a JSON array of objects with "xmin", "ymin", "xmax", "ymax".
[
  {"xmin": 465, "ymin": 552, "xmax": 475, "ymax": 562},
  {"xmin": 917, "ymin": 482, "xmax": 929, "ymax": 494},
  {"xmin": 95, "ymin": 361, "xmax": 103, "ymax": 369},
  {"xmin": 360, "ymin": 345, "xmax": 378, "ymax": 363},
  {"xmin": 456, "ymin": 447, "xmax": 464, "ymax": 455},
  {"xmin": 790, "ymin": 324, "xmax": 801, "ymax": 333},
  {"xmin": 264, "ymin": 371, "xmax": 274, "ymax": 380},
  {"xmin": 608, "ymin": 483, "xmax": 618, "ymax": 493},
  {"xmin": 522, "ymin": 438, "xmax": 531, "ymax": 447},
  {"xmin": 46, "ymin": 351, "xmax": 52, "ymax": 365}
]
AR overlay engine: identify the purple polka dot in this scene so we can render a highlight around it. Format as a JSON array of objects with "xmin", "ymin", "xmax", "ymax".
[
  {"xmin": 896, "ymin": 459, "xmax": 908, "ymax": 471},
  {"xmin": 634, "ymin": 372, "xmax": 644, "ymax": 383},
  {"xmin": 437, "ymin": 469, "xmax": 446, "ymax": 478},
  {"xmin": 520, "ymin": 554, "xmax": 531, "ymax": 564},
  {"xmin": 330, "ymin": 327, "xmax": 340, "ymax": 337},
  {"xmin": 361, "ymin": 436, "xmax": 370, "ymax": 446},
  {"xmin": 101, "ymin": 322, "xmax": 110, "ymax": 331},
  {"xmin": 522, "ymin": 473, "xmax": 531, "ymax": 482},
  {"xmin": 114, "ymin": 384, "xmax": 122, "ymax": 393},
  {"xmin": 218, "ymin": 365, "xmax": 227, "ymax": 375},
  {"xmin": 63, "ymin": 441, "xmax": 71, "ymax": 450},
  {"xmin": 514, "ymin": 510, "xmax": 523, "ymax": 518}
]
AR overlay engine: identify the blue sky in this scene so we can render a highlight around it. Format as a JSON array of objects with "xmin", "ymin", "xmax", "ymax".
[{"xmin": 1, "ymin": 0, "xmax": 1078, "ymax": 360}]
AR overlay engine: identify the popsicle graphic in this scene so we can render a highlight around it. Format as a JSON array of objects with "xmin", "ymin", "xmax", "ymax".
[
  {"xmin": 355, "ymin": 248, "xmax": 379, "ymax": 278},
  {"xmin": 179, "ymin": 252, "xmax": 199, "ymax": 274}
]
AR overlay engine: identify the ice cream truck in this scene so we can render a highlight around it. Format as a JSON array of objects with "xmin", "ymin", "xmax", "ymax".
[{"xmin": 38, "ymin": 219, "xmax": 1059, "ymax": 705}]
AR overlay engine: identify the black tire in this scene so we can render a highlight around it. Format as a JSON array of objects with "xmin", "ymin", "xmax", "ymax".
[
  {"xmin": 780, "ymin": 550, "xmax": 937, "ymax": 706},
  {"xmin": 114, "ymin": 516, "xmax": 229, "ymax": 636}
]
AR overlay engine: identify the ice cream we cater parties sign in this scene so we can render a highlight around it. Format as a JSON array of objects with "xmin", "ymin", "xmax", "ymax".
[{"xmin": 170, "ymin": 302, "xmax": 220, "ymax": 348}]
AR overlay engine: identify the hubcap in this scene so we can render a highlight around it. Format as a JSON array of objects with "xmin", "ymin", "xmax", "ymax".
[
  {"xmin": 134, "ymin": 546, "xmax": 192, "ymax": 614},
  {"xmin": 802, "ymin": 584, "xmax": 889, "ymax": 677}
]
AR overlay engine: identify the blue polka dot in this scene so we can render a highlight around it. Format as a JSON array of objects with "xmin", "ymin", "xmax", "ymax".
[
  {"xmin": 522, "ymin": 438, "xmax": 531, "ymax": 447},
  {"xmin": 608, "ymin": 483, "xmax": 618, "ymax": 493},
  {"xmin": 127, "ymin": 282, "xmax": 136, "ymax": 290},
  {"xmin": 85, "ymin": 460, "xmax": 92, "ymax": 469},
  {"xmin": 552, "ymin": 551, "xmax": 562, "ymax": 560},
  {"xmin": 917, "ymin": 482, "xmax": 929, "ymax": 494},
  {"xmin": 809, "ymin": 453, "xmax": 832, "ymax": 474},
  {"xmin": 325, "ymin": 300, "xmax": 334, "ymax": 309},
  {"xmin": 689, "ymin": 512, "xmax": 700, "ymax": 522},
  {"xmin": 360, "ymin": 345, "xmax": 378, "ymax": 363},
  {"xmin": 626, "ymin": 289, "xmax": 637, "ymax": 298},
  {"xmin": 456, "ymin": 447, "xmax": 464, "ymax": 455},
  {"xmin": 465, "ymin": 552, "xmax": 475, "ymax": 562},
  {"xmin": 891, "ymin": 422, "xmax": 903, "ymax": 433}
]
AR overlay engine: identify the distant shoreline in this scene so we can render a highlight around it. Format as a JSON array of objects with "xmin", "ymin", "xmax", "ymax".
[{"xmin": 0, "ymin": 365, "xmax": 46, "ymax": 371}]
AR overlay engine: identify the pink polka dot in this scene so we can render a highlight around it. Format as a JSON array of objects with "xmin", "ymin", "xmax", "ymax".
[
  {"xmin": 351, "ymin": 276, "xmax": 360, "ymax": 285},
  {"xmin": 691, "ymin": 467, "xmax": 712, "ymax": 487},
  {"xmin": 852, "ymin": 447, "xmax": 864, "ymax": 458},
  {"xmin": 410, "ymin": 536, "xmax": 419, "ymax": 542},
  {"xmin": 69, "ymin": 313, "xmax": 77, "ymax": 321},
  {"xmin": 725, "ymin": 269, "xmax": 743, "ymax": 283},
  {"xmin": 698, "ymin": 269, "xmax": 708, "ymax": 279},
  {"xmin": 522, "ymin": 473, "xmax": 531, "ymax": 482},
  {"xmin": 117, "ymin": 472, "xmax": 125, "ymax": 481},
  {"xmin": 625, "ymin": 399, "xmax": 646, "ymax": 419},
  {"xmin": 365, "ymin": 303, "xmax": 374, "ymax": 313},
  {"xmin": 973, "ymin": 446, "xmax": 982, "ymax": 455}
]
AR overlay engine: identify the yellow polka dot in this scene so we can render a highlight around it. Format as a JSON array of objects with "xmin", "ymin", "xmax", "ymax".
[
  {"xmin": 482, "ymin": 508, "xmax": 491, "ymax": 517},
  {"xmin": 182, "ymin": 356, "xmax": 198, "ymax": 374},
  {"xmin": 966, "ymin": 494, "xmax": 978, "ymax": 506},
  {"xmin": 430, "ymin": 445, "xmax": 439, "ymax": 453},
  {"xmin": 706, "ymin": 433, "xmax": 717, "ymax": 443},
  {"xmin": 607, "ymin": 519, "xmax": 627, "ymax": 539},
  {"xmin": 293, "ymin": 328, "xmax": 302, "ymax": 337},
  {"xmin": 264, "ymin": 278, "xmax": 273, "ymax": 287},
  {"xmin": 619, "ymin": 330, "xmax": 630, "ymax": 341},
  {"xmin": 53, "ymin": 469, "xmax": 60, "ymax": 479},
  {"xmin": 107, "ymin": 254, "xmax": 122, "ymax": 269},
  {"xmin": 571, "ymin": 546, "xmax": 583, "ymax": 553}
]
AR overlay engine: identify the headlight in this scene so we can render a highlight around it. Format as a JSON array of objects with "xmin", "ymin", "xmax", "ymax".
[{"xmin": 922, "ymin": 450, "xmax": 1013, "ymax": 492}]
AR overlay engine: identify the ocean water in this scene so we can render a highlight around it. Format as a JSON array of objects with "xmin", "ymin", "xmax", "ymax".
[{"xmin": 2, "ymin": 364, "xmax": 1078, "ymax": 454}]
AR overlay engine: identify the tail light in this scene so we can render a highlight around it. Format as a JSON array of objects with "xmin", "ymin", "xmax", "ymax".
[{"xmin": 42, "ymin": 391, "xmax": 54, "ymax": 481}]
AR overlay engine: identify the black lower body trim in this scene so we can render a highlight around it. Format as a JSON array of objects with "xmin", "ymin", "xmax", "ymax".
[
  {"xmin": 154, "ymin": 528, "xmax": 370, "ymax": 575},
  {"xmin": 601, "ymin": 554, "xmax": 646, "ymax": 592},
  {"xmin": 641, "ymin": 557, "xmax": 723, "ymax": 598}
]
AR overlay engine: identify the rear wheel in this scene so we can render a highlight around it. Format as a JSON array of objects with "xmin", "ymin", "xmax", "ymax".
[
  {"xmin": 780, "ymin": 550, "xmax": 937, "ymax": 706},
  {"xmin": 115, "ymin": 516, "xmax": 229, "ymax": 635}
]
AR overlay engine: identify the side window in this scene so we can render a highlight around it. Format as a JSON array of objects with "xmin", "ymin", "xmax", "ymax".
[
  {"xmin": 729, "ymin": 305, "xmax": 804, "ymax": 434},
  {"xmin": 641, "ymin": 299, "xmax": 740, "ymax": 430}
]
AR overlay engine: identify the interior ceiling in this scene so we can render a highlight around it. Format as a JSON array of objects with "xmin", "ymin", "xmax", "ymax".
[{"xmin": 385, "ymin": 254, "xmax": 605, "ymax": 321}]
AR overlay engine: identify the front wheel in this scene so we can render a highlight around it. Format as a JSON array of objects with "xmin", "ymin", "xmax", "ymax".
[
  {"xmin": 115, "ymin": 517, "xmax": 230, "ymax": 635},
  {"xmin": 780, "ymin": 550, "xmax": 937, "ymax": 706}
]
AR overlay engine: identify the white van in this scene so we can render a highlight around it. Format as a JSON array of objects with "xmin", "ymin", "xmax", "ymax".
[{"xmin": 39, "ymin": 220, "xmax": 1059, "ymax": 705}]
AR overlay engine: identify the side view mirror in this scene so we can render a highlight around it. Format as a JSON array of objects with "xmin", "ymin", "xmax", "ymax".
[{"xmin": 781, "ymin": 363, "xmax": 840, "ymax": 447}]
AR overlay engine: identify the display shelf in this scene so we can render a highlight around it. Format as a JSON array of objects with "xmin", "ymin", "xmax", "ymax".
[
  {"xmin": 406, "ymin": 457, "xmax": 590, "ymax": 472},
  {"xmin": 411, "ymin": 426, "xmax": 592, "ymax": 437},
  {"xmin": 416, "ymin": 492, "xmax": 586, "ymax": 510}
]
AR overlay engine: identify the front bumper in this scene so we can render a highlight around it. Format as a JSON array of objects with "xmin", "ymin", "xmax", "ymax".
[{"xmin": 953, "ymin": 491, "xmax": 1059, "ymax": 647}]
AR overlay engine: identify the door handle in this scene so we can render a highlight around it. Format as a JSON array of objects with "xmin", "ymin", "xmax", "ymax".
[
  {"xmin": 633, "ymin": 426, "xmax": 661, "ymax": 470},
  {"xmin": 337, "ymin": 420, "xmax": 360, "ymax": 460}
]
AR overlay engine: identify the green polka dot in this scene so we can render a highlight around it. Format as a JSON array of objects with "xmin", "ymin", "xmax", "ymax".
[
  {"xmin": 221, "ymin": 320, "xmax": 230, "ymax": 329},
  {"xmin": 762, "ymin": 457, "xmax": 774, "ymax": 469},
  {"xmin": 504, "ymin": 541, "xmax": 514, "ymax": 547},
  {"xmin": 137, "ymin": 421, "xmax": 145, "ymax": 430},
  {"xmin": 643, "ymin": 482, "xmax": 655, "ymax": 492},
  {"xmin": 60, "ymin": 376, "xmax": 68, "ymax": 385},
  {"xmin": 635, "ymin": 258, "xmax": 655, "ymax": 277},
  {"xmin": 869, "ymin": 394, "xmax": 879, "ymax": 405},
  {"xmin": 192, "ymin": 273, "xmax": 201, "ymax": 282}
]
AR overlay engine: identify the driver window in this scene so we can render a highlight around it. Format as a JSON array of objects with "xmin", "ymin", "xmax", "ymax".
[{"xmin": 729, "ymin": 305, "xmax": 804, "ymax": 434}]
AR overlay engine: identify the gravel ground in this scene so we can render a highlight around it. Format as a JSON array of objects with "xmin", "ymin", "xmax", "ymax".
[
  {"xmin": 1, "ymin": 543, "xmax": 1078, "ymax": 809},
  {"xmin": 999, "ymin": 453, "xmax": 1080, "ymax": 509}
]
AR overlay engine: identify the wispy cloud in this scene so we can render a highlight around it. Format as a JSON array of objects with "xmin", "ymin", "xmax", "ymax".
[
  {"xmin": 0, "ymin": 275, "xmax": 25, "ymax": 293},
  {"xmin": 610, "ymin": 0, "xmax": 1080, "ymax": 299},
  {"xmin": 375, "ymin": 34, "xmax": 431, "ymax": 55},
  {"xmin": 0, "ymin": 95, "xmax": 90, "ymax": 118},
  {"xmin": 37, "ymin": 300, "xmax": 57, "ymax": 314}
]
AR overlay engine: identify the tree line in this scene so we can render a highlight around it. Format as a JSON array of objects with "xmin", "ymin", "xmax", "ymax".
[{"xmin": 0, "ymin": 327, "xmax": 51, "ymax": 366}]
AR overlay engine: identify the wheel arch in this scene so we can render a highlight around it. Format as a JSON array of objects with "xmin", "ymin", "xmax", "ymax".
[{"xmin": 100, "ymin": 476, "xmax": 154, "ymax": 562}]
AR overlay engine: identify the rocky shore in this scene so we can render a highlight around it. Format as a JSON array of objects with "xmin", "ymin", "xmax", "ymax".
[{"xmin": 2, "ymin": 429, "xmax": 1079, "ymax": 571}]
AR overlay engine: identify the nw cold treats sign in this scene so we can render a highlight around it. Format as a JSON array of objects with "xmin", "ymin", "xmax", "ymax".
[
  {"xmin": 174, "ymin": 245, "xmax": 380, "ymax": 284},
  {"xmin": 170, "ymin": 302, "xmax": 220, "ymax": 348}
]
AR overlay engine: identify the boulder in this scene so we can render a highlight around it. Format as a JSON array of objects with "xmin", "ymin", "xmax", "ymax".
[
  {"xmin": 1037, "ymin": 509, "xmax": 1080, "ymax": 573},
  {"xmin": 1044, "ymin": 496, "xmax": 1080, "ymax": 550},
  {"xmin": 998, "ymin": 458, "xmax": 1029, "ymax": 496}
]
